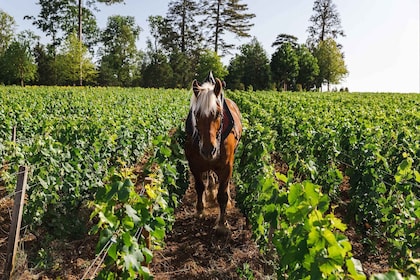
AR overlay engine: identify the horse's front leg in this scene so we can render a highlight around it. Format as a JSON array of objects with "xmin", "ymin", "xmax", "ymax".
[
  {"xmin": 193, "ymin": 171, "xmax": 206, "ymax": 217},
  {"xmin": 214, "ymin": 167, "xmax": 232, "ymax": 235}
]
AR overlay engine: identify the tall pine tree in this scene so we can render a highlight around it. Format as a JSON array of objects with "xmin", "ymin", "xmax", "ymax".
[
  {"xmin": 202, "ymin": 0, "xmax": 255, "ymax": 55},
  {"xmin": 166, "ymin": 0, "xmax": 202, "ymax": 54},
  {"xmin": 306, "ymin": 0, "xmax": 345, "ymax": 48}
]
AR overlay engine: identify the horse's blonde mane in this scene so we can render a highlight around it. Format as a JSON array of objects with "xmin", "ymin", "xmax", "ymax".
[
  {"xmin": 190, "ymin": 82, "xmax": 223, "ymax": 137},
  {"xmin": 190, "ymin": 82, "xmax": 222, "ymax": 117}
]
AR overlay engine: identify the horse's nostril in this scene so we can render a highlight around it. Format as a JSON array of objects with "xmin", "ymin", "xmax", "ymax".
[{"xmin": 211, "ymin": 147, "xmax": 217, "ymax": 156}]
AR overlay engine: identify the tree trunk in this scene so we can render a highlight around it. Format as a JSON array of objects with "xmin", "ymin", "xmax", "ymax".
[
  {"xmin": 78, "ymin": 0, "xmax": 83, "ymax": 86},
  {"xmin": 181, "ymin": 0, "xmax": 186, "ymax": 53},
  {"xmin": 214, "ymin": 0, "xmax": 221, "ymax": 54}
]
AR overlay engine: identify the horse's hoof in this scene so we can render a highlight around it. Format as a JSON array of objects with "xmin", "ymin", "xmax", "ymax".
[{"xmin": 214, "ymin": 224, "xmax": 231, "ymax": 236}]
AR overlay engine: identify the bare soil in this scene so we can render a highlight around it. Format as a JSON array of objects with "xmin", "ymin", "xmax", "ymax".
[{"xmin": 150, "ymin": 183, "xmax": 272, "ymax": 279}]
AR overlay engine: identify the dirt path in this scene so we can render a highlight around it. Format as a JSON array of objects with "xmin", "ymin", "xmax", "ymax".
[{"xmin": 150, "ymin": 183, "xmax": 271, "ymax": 279}]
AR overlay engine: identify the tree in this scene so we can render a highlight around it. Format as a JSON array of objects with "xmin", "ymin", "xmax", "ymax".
[
  {"xmin": 196, "ymin": 49, "xmax": 228, "ymax": 82},
  {"xmin": 272, "ymin": 33, "xmax": 299, "ymax": 49},
  {"xmin": 296, "ymin": 44, "xmax": 319, "ymax": 91},
  {"xmin": 307, "ymin": 0, "xmax": 345, "ymax": 48},
  {"xmin": 27, "ymin": 0, "xmax": 100, "ymax": 52},
  {"xmin": 166, "ymin": 0, "xmax": 202, "ymax": 54},
  {"xmin": 76, "ymin": 0, "xmax": 125, "ymax": 85},
  {"xmin": 202, "ymin": 0, "xmax": 255, "ymax": 55},
  {"xmin": 98, "ymin": 15, "xmax": 141, "ymax": 86},
  {"xmin": 226, "ymin": 38, "xmax": 271, "ymax": 90},
  {"xmin": 0, "ymin": 10, "xmax": 16, "ymax": 55},
  {"xmin": 313, "ymin": 38, "xmax": 347, "ymax": 91},
  {"xmin": 140, "ymin": 16, "xmax": 173, "ymax": 88},
  {"xmin": 141, "ymin": 51, "xmax": 174, "ymax": 88},
  {"xmin": 54, "ymin": 32, "xmax": 97, "ymax": 85},
  {"xmin": 0, "ymin": 31, "xmax": 38, "ymax": 86},
  {"xmin": 169, "ymin": 50, "xmax": 193, "ymax": 88},
  {"xmin": 34, "ymin": 43, "xmax": 56, "ymax": 85},
  {"xmin": 270, "ymin": 42, "xmax": 299, "ymax": 91}
]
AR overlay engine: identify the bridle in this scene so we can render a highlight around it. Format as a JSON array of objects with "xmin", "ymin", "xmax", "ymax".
[{"xmin": 194, "ymin": 96, "xmax": 225, "ymax": 151}]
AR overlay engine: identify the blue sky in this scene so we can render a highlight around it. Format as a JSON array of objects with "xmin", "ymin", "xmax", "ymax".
[{"xmin": 1, "ymin": 0, "xmax": 419, "ymax": 93}]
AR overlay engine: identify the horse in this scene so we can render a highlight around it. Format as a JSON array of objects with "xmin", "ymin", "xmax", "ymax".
[{"xmin": 185, "ymin": 72, "xmax": 242, "ymax": 235}]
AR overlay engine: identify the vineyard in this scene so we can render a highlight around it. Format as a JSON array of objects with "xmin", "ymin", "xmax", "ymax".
[{"xmin": 0, "ymin": 86, "xmax": 419, "ymax": 279}]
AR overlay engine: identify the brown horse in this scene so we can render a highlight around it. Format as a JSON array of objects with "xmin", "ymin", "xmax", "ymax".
[{"xmin": 185, "ymin": 73, "xmax": 242, "ymax": 235}]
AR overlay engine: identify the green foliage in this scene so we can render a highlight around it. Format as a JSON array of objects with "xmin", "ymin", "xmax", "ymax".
[
  {"xmin": 201, "ymin": 0, "xmax": 255, "ymax": 55},
  {"xmin": 196, "ymin": 49, "xmax": 228, "ymax": 82},
  {"xmin": 378, "ymin": 156, "xmax": 420, "ymax": 276},
  {"xmin": 237, "ymin": 263, "xmax": 255, "ymax": 280},
  {"xmin": 234, "ymin": 118, "xmax": 364, "ymax": 279},
  {"xmin": 54, "ymin": 32, "xmax": 97, "ymax": 85},
  {"xmin": 29, "ymin": 0, "xmax": 100, "ymax": 51},
  {"xmin": 273, "ymin": 180, "xmax": 362, "ymax": 279},
  {"xmin": 307, "ymin": 0, "xmax": 345, "ymax": 47},
  {"xmin": 99, "ymin": 15, "xmax": 141, "ymax": 86},
  {"xmin": 296, "ymin": 44, "xmax": 319, "ymax": 91},
  {"xmin": 0, "ymin": 86, "xmax": 190, "ymax": 236},
  {"xmin": 270, "ymin": 42, "xmax": 299, "ymax": 91},
  {"xmin": 230, "ymin": 89, "xmax": 419, "ymax": 277},
  {"xmin": 1, "ymin": 86, "xmax": 419, "ymax": 278},
  {"xmin": 0, "ymin": 9, "xmax": 16, "ymax": 54},
  {"xmin": 90, "ymin": 169, "xmax": 157, "ymax": 279},
  {"xmin": 90, "ymin": 128, "xmax": 188, "ymax": 279},
  {"xmin": 313, "ymin": 38, "xmax": 348, "ymax": 90},
  {"xmin": 226, "ymin": 37, "xmax": 271, "ymax": 90},
  {"xmin": 0, "ymin": 40, "xmax": 37, "ymax": 86}
]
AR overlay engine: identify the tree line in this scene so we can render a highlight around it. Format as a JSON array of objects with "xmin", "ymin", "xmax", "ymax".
[{"xmin": 0, "ymin": 0, "xmax": 348, "ymax": 91}]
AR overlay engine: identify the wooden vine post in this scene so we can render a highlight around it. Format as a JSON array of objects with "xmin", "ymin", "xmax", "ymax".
[
  {"xmin": 3, "ymin": 166, "xmax": 28, "ymax": 279},
  {"xmin": 11, "ymin": 126, "xmax": 16, "ymax": 142}
]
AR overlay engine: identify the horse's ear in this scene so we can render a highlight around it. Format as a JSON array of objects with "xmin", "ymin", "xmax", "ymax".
[
  {"xmin": 214, "ymin": 78, "xmax": 223, "ymax": 97},
  {"xmin": 192, "ymin": 80, "xmax": 200, "ymax": 97}
]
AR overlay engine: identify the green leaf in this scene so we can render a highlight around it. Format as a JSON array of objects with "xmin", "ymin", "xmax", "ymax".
[
  {"xmin": 307, "ymin": 227, "xmax": 321, "ymax": 245},
  {"xmin": 97, "ymin": 228, "xmax": 113, "ymax": 253},
  {"xmin": 122, "ymin": 231, "xmax": 133, "ymax": 247},
  {"xmin": 99, "ymin": 211, "xmax": 118, "ymax": 228},
  {"xmin": 275, "ymin": 172, "xmax": 288, "ymax": 183},
  {"xmin": 107, "ymin": 180, "xmax": 122, "ymax": 200},
  {"xmin": 303, "ymin": 181, "xmax": 320, "ymax": 206},
  {"xmin": 125, "ymin": 204, "xmax": 141, "ymax": 224},
  {"xmin": 118, "ymin": 184, "xmax": 131, "ymax": 202},
  {"xmin": 328, "ymin": 244, "xmax": 345, "ymax": 262},
  {"xmin": 108, "ymin": 243, "xmax": 117, "ymax": 261},
  {"xmin": 319, "ymin": 259, "xmax": 338, "ymax": 275},
  {"xmin": 321, "ymin": 229, "xmax": 337, "ymax": 245},
  {"xmin": 151, "ymin": 227, "xmax": 165, "ymax": 240},
  {"xmin": 142, "ymin": 247, "xmax": 153, "ymax": 264},
  {"xmin": 346, "ymin": 258, "xmax": 366, "ymax": 279},
  {"xmin": 124, "ymin": 248, "xmax": 144, "ymax": 272},
  {"xmin": 370, "ymin": 270, "xmax": 404, "ymax": 280},
  {"xmin": 159, "ymin": 146, "xmax": 172, "ymax": 157},
  {"xmin": 288, "ymin": 183, "xmax": 301, "ymax": 205},
  {"xmin": 122, "ymin": 216, "xmax": 134, "ymax": 229},
  {"xmin": 329, "ymin": 215, "xmax": 347, "ymax": 231},
  {"xmin": 414, "ymin": 170, "xmax": 420, "ymax": 183}
]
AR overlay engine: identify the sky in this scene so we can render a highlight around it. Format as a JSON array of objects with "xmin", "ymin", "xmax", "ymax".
[{"xmin": 1, "ymin": 0, "xmax": 419, "ymax": 93}]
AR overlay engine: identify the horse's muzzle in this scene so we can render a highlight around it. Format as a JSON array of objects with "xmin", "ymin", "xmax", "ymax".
[{"xmin": 200, "ymin": 144, "xmax": 219, "ymax": 160}]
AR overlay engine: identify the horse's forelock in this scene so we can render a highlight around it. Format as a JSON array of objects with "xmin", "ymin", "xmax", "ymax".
[
  {"xmin": 190, "ymin": 82, "xmax": 222, "ymax": 118},
  {"xmin": 190, "ymin": 82, "xmax": 223, "ymax": 139}
]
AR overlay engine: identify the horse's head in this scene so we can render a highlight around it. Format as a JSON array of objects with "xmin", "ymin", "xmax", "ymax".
[{"xmin": 190, "ymin": 77, "xmax": 224, "ymax": 161}]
